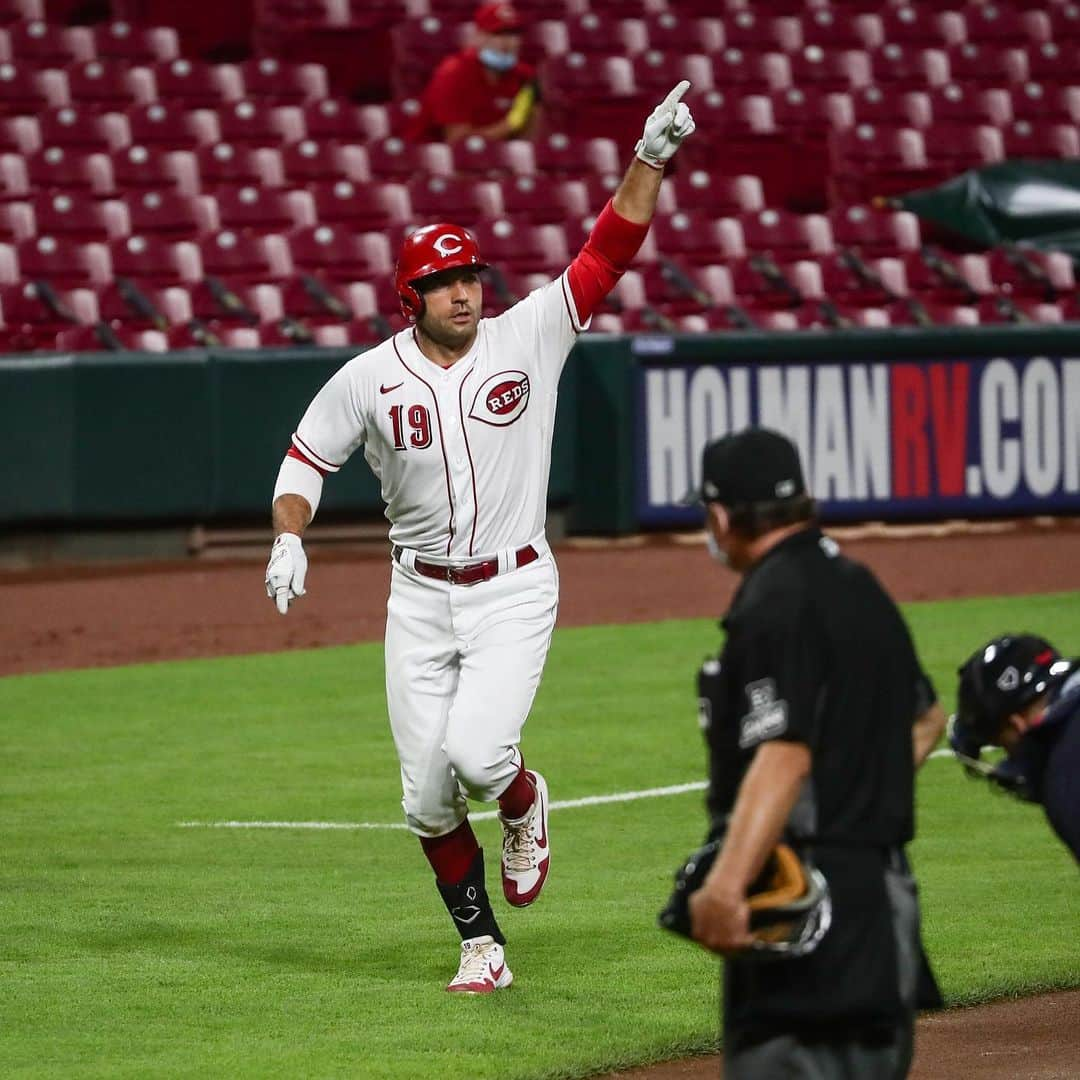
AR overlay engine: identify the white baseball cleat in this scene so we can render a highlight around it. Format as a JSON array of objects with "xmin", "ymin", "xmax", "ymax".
[
  {"xmin": 446, "ymin": 935, "xmax": 513, "ymax": 994},
  {"xmin": 499, "ymin": 770, "xmax": 550, "ymax": 907}
]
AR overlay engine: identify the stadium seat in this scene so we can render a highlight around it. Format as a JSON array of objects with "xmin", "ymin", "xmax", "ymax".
[
  {"xmin": 144, "ymin": 59, "xmax": 243, "ymax": 107},
  {"xmin": 786, "ymin": 46, "xmax": 871, "ymax": 92},
  {"xmin": 307, "ymin": 178, "xmax": 409, "ymax": 230},
  {"xmin": 35, "ymin": 106, "xmax": 115, "ymax": 151},
  {"xmin": 1027, "ymin": 41, "xmax": 1080, "ymax": 84},
  {"xmin": 30, "ymin": 190, "xmax": 120, "ymax": 240},
  {"xmin": 1008, "ymin": 83, "xmax": 1080, "ymax": 125},
  {"xmin": 531, "ymin": 132, "xmax": 619, "ymax": 177},
  {"xmin": 740, "ymin": 208, "xmax": 832, "ymax": 262},
  {"xmin": 632, "ymin": 51, "xmax": 714, "ymax": 96},
  {"xmin": 826, "ymin": 205, "xmax": 921, "ymax": 255},
  {"xmin": 946, "ymin": 44, "xmax": 1028, "ymax": 86},
  {"xmin": 922, "ymin": 123, "xmax": 1004, "ymax": 174},
  {"xmin": 123, "ymin": 103, "xmax": 198, "ymax": 151},
  {"xmin": 448, "ymin": 136, "xmax": 535, "ymax": 178},
  {"xmin": 648, "ymin": 211, "xmax": 726, "ymax": 265},
  {"xmin": 640, "ymin": 12, "xmax": 725, "ymax": 55},
  {"xmin": 878, "ymin": 8, "xmax": 965, "ymax": 48},
  {"xmin": 89, "ymin": 21, "xmax": 179, "ymax": 64},
  {"xmin": 495, "ymin": 174, "xmax": 585, "ymax": 225},
  {"xmin": 468, "ymin": 219, "xmax": 568, "ymax": 274},
  {"xmin": 723, "ymin": 11, "xmax": 797, "ymax": 52},
  {"xmin": 367, "ymin": 135, "xmax": 450, "ymax": 180},
  {"xmin": 109, "ymin": 234, "xmax": 201, "ymax": 286},
  {"xmin": 195, "ymin": 143, "xmax": 282, "ymax": 190},
  {"xmin": 16, "ymin": 234, "xmax": 106, "ymax": 287},
  {"xmin": 236, "ymin": 57, "xmax": 328, "ymax": 103},
  {"xmin": 108, "ymin": 144, "xmax": 189, "ymax": 193},
  {"xmin": 406, "ymin": 173, "xmax": 500, "ymax": 225},
  {"xmin": 390, "ymin": 16, "xmax": 468, "ymax": 98},
  {"xmin": 1000, "ymin": 121, "xmax": 1080, "ymax": 160},
  {"xmin": 25, "ymin": 146, "xmax": 104, "ymax": 191},
  {"xmin": 769, "ymin": 85, "xmax": 840, "ymax": 130},
  {"xmin": 65, "ymin": 60, "xmax": 150, "ymax": 108},
  {"xmin": 846, "ymin": 85, "xmax": 929, "ymax": 128},
  {"xmin": 0, "ymin": 62, "xmax": 64, "ymax": 117},
  {"xmin": 300, "ymin": 99, "xmax": 370, "ymax": 142},
  {"xmin": 0, "ymin": 199, "xmax": 31, "ymax": 241},
  {"xmin": 205, "ymin": 186, "xmax": 304, "ymax": 235},
  {"xmin": 984, "ymin": 246, "xmax": 1075, "ymax": 299},
  {"xmin": 287, "ymin": 223, "xmax": 390, "ymax": 281},
  {"xmin": 198, "ymin": 230, "xmax": 290, "ymax": 284},
  {"xmin": 7, "ymin": 21, "xmax": 92, "ymax": 65},
  {"xmin": 923, "ymin": 83, "xmax": 1010, "ymax": 126},
  {"xmin": 867, "ymin": 44, "xmax": 950, "ymax": 88},
  {"xmin": 669, "ymin": 170, "xmax": 765, "ymax": 215},
  {"xmin": 561, "ymin": 11, "xmax": 641, "ymax": 55},
  {"xmin": 709, "ymin": 48, "xmax": 788, "ymax": 93},
  {"xmin": 280, "ymin": 138, "xmax": 366, "ymax": 183},
  {"xmin": 962, "ymin": 6, "xmax": 1051, "ymax": 47},
  {"xmin": 800, "ymin": 9, "xmax": 883, "ymax": 50}
]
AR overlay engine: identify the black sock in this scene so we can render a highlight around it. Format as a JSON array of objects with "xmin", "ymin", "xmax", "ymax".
[{"xmin": 435, "ymin": 848, "xmax": 505, "ymax": 946}]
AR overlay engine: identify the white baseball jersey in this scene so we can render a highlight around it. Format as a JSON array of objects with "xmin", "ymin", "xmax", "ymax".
[{"xmin": 291, "ymin": 272, "xmax": 588, "ymax": 559}]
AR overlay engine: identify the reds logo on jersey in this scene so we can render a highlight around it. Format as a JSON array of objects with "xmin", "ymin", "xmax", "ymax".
[{"xmin": 469, "ymin": 371, "xmax": 531, "ymax": 427}]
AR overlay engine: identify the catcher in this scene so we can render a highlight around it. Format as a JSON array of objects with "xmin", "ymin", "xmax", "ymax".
[
  {"xmin": 674, "ymin": 428, "xmax": 945, "ymax": 1079},
  {"xmin": 950, "ymin": 633, "xmax": 1079, "ymax": 862}
]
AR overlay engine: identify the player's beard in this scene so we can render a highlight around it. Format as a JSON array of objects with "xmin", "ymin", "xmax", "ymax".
[{"xmin": 419, "ymin": 305, "xmax": 478, "ymax": 351}]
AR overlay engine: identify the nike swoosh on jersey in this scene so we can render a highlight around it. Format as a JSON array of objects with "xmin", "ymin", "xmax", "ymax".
[{"xmin": 380, "ymin": 382, "xmax": 404, "ymax": 394}]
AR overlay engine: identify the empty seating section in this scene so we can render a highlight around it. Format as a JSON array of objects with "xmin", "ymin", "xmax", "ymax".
[{"xmin": 2, "ymin": 0, "xmax": 1080, "ymax": 349}]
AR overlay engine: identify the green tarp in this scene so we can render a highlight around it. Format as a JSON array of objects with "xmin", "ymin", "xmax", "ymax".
[{"xmin": 898, "ymin": 160, "xmax": 1080, "ymax": 261}]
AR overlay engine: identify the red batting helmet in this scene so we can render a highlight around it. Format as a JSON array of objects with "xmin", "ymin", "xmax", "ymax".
[{"xmin": 395, "ymin": 223, "xmax": 488, "ymax": 320}]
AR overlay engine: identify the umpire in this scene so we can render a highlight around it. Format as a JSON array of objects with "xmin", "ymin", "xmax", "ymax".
[{"xmin": 686, "ymin": 428, "xmax": 945, "ymax": 1079}]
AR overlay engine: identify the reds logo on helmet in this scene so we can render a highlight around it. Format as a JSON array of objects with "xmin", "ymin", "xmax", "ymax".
[
  {"xmin": 395, "ymin": 223, "xmax": 488, "ymax": 320},
  {"xmin": 469, "ymin": 371, "xmax": 531, "ymax": 427}
]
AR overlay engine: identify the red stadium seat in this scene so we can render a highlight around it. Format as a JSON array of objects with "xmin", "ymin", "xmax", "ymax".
[
  {"xmin": 710, "ymin": 48, "xmax": 787, "ymax": 93},
  {"xmin": 0, "ymin": 63, "xmax": 64, "ymax": 117},
  {"xmin": 405, "ymin": 174, "xmax": 500, "ymax": 225},
  {"xmin": 495, "ymin": 174, "xmax": 585, "ymax": 225},
  {"xmin": 632, "ymin": 51, "xmax": 715, "ymax": 96},
  {"xmin": 300, "ymin": 99, "xmax": 370, "ymax": 142},
  {"xmin": 236, "ymin": 57, "xmax": 328, "ymax": 103},
  {"xmin": 89, "ymin": 22, "xmax": 179, "ymax": 64},
  {"xmin": 922, "ymin": 123, "xmax": 1004, "ymax": 175},
  {"xmin": 560, "ymin": 11, "xmax": 640, "ymax": 55},
  {"xmin": 198, "ymin": 230, "xmax": 288, "ymax": 283},
  {"xmin": 786, "ymin": 46, "xmax": 871, "ymax": 92},
  {"xmin": 213, "ymin": 184, "xmax": 303, "ymax": 234},
  {"xmin": 368, "ymin": 135, "xmax": 449, "ymax": 180},
  {"xmin": 65, "ymin": 60, "xmax": 149, "ymax": 108},
  {"xmin": 144, "ymin": 59, "xmax": 243, "ymax": 107},
  {"xmin": 723, "ymin": 11, "xmax": 797, "ymax": 52},
  {"xmin": 307, "ymin": 178, "xmax": 410, "ymax": 230},
  {"xmin": 124, "ymin": 189, "xmax": 211, "ymax": 237},
  {"xmin": 200, "ymin": 100, "xmax": 291, "ymax": 148},
  {"xmin": 648, "ymin": 211, "xmax": 725, "ymax": 265},
  {"xmin": 109, "ymin": 235, "xmax": 201, "ymax": 286},
  {"xmin": 448, "ymin": 136, "xmax": 534, "ymax": 178},
  {"xmin": 740, "ymin": 208, "xmax": 832, "ymax": 262},
  {"xmin": 1008, "ymin": 83, "xmax": 1080, "ymax": 126},
  {"xmin": 109, "ymin": 144, "xmax": 187, "ymax": 193},
  {"xmin": 124, "ymin": 102, "xmax": 199, "ymax": 151},
  {"xmin": 923, "ymin": 83, "xmax": 1010, "ymax": 126},
  {"xmin": 468, "ymin": 219, "xmax": 568, "ymax": 274},
  {"xmin": 946, "ymin": 44, "xmax": 1028, "ymax": 86},
  {"xmin": 826, "ymin": 205, "xmax": 921, "ymax": 256},
  {"xmin": 769, "ymin": 85, "xmax": 839, "ymax": 130},
  {"xmin": 531, "ymin": 131, "xmax": 619, "ymax": 177},
  {"xmin": 868, "ymin": 44, "xmax": 950, "ymax": 88},
  {"xmin": 844, "ymin": 85, "xmax": 929, "ymax": 128},
  {"xmin": 30, "ymin": 190, "xmax": 118, "ymax": 240},
  {"xmin": 540, "ymin": 54, "xmax": 639, "ymax": 142},
  {"xmin": 7, "ymin": 21, "xmax": 91, "ymax": 65},
  {"xmin": 878, "ymin": 8, "xmax": 964, "ymax": 48},
  {"xmin": 390, "ymin": 16, "xmax": 468, "ymax": 98},
  {"xmin": 984, "ymin": 246, "xmax": 1075, "ymax": 299},
  {"xmin": 16, "ymin": 234, "xmax": 105, "ymax": 287},
  {"xmin": 288, "ymin": 223, "xmax": 389, "ymax": 281},
  {"xmin": 195, "ymin": 143, "xmax": 281, "ymax": 190},
  {"xmin": 669, "ymin": 170, "xmax": 765, "ymax": 215},
  {"xmin": 962, "ymin": 6, "xmax": 1051, "ymax": 47},
  {"xmin": 1000, "ymin": 121, "xmax": 1080, "ymax": 160},
  {"xmin": 641, "ymin": 13, "xmax": 725, "ymax": 55},
  {"xmin": 827, "ymin": 123, "xmax": 927, "ymax": 202},
  {"xmin": 280, "ymin": 138, "xmax": 362, "ymax": 183},
  {"xmin": 36, "ymin": 106, "xmax": 114, "ymax": 150},
  {"xmin": 800, "ymin": 9, "xmax": 882, "ymax": 50},
  {"xmin": 25, "ymin": 146, "xmax": 104, "ymax": 192}
]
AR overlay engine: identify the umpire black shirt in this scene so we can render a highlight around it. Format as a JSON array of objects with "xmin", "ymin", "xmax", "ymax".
[{"xmin": 700, "ymin": 526, "xmax": 936, "ymax": 847}]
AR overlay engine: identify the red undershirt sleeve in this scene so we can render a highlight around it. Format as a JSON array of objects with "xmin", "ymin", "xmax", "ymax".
[{"xmin": 565, "ymin": 199, "xmax": 650, "ymax": 323}]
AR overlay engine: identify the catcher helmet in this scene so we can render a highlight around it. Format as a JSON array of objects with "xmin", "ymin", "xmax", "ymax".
[
  {"xmin": 955, "ymin": 634, "xmax": 1072, "ymax": 747},
  {"xmin": 395, "ymin": 223, "xmax": 488, "ymax": 320},
  {"xmin": 659, "ymin": 840, "xmax": 832, "ymax": 959}
]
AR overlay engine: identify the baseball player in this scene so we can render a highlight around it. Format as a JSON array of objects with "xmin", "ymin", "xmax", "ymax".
[
  {"xmin": 264, "ymin": 83, "xmax": 695, "ymax": 993},
  {"xmin": 950, "ymin": 633, "xmax": 1079, "ymax": 862},
  {"xmin": 685, "ymin": 429, "xmax": 945, "ymax": 1077}
]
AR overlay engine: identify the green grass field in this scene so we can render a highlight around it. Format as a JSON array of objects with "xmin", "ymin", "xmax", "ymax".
[{"xmin": 3, "ymin": 592, "xmax": 1078, "ymax": 1079}]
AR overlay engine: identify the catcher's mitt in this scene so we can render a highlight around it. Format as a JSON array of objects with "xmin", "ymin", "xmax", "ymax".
[{"xmin": 658, "ymin": 840, "xmax": 832, "ymax": 958}]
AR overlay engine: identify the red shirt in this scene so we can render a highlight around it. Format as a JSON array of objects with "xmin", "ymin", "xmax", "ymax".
[{"xmin": 409, "ymin": 47, "xmax": 535, "ymax": 139}]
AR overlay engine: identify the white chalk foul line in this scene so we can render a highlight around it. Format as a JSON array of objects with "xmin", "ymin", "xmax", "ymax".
[
  {"xmin": 177, "ymin": 755, "xmax": 959, "ymax": 832},
  {"xmin": 177, "ymin": 780, "xmax": 709, "ymax": 831}
]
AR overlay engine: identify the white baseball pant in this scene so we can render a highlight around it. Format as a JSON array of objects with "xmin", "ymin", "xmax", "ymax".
[{"xmin": 384, "ymin": 545, "xmax": 559, "ymax": 837}]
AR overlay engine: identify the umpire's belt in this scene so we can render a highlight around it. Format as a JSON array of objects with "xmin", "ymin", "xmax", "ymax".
[{"xmin": 393, "ymin": 543, "xmax": 539, "ymax": 585}]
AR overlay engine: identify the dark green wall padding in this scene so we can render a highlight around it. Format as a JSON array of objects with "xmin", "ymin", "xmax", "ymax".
[{"xmin": 4, "ymin": 323, "xmax": 1080, "ymax": 532}]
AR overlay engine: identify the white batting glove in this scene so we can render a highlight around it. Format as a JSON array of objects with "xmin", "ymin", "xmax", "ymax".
[
  {"xmin": 635, "ymin": 80, "xmax": 696, "ymax": 169},
  {"xmin": 265, "ymin": 532, "xmax": 307, "ymax": 615}
]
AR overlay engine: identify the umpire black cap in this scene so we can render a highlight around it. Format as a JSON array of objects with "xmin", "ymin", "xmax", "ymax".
[{"xmin": 695, "ymin": 427, "xmax": 807, "ymax": 507}]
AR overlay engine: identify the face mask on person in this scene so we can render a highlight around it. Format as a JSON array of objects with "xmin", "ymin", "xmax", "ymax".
[
  {"xmin": 705, "ymin": 528, "xmax": 729, "ymax": 566},
  {"xmin": 478, "ymin": 46, "xmax": 517, "ymax": 72}
]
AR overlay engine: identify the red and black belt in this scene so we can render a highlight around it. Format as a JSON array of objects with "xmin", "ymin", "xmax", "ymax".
[{"xmin": 392, "ymin": 544, "xmax": 539, "ymax": 586}]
